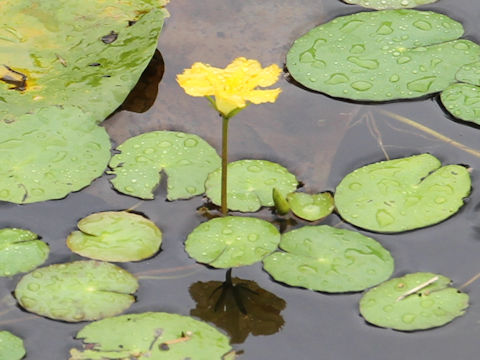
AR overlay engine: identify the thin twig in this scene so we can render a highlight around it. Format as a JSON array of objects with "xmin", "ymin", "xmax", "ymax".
[
  {"xmin": 396, "ymin": 275, "xmax": 439, "ymax": 302},
  {"xmin": 459, "ymin": 272, "xmax": 480, "ymax": 291}
]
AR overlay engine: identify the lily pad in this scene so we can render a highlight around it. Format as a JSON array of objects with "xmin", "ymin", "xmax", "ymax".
[
  {"xmin": 287, "ymin": 192, "xmax": 334, "ymax": 221},
  {"xmin": 109, "ymin": 131, "xmax": 221, "ymax": 200},
  {"xmin": 263, "ymin": 226, "xmax": 394, "ymax": 292},
  {"xmin": 342, "ymin": 0, "xmax": 437, "ymax": 9},
  {"xmin": 286, "ymin": 10, "xmax": 480, "ymax": 101},
  {"xmin": 441, "ymin": 83, "xmax": 480, "ymax": 124},
  {"xmin": 455, "ymin": 61, "xmax": 480, "ymax": 86},
  {"xmin": 69, "ymin": 312, "xmax": 232, "ymax": 360},
  {"xmin": 359, "ymin": 272, "xmax": 469, "ymax": 331},
  {"xmin": 15, "ymin": 260, "xmax": 138, "ymax": 322},
  {"xmin": 0, "ymin": 228, "xmax": 49, "ymax": 276},
  {"xmin": 67, "ymin": 211, "xmax": 162, "ymax": 262},
  {"xmin": 185, "ymin": 216, "xmax": 281, "ymax": 268},
  {"xmin": 334, "ymin": 154, "xmax": 470, "ymax": 233},
  {"xmin": 0, "ymin": 0, "xmax": 168, "ymax": 123},
  {"xmin": 205, "ymin": 160, "xmax": 298, "ymax": 212},
  {"xmin": 0, "ymin": 106, "xmax": 111, "ymax": 204},
  {"xmin": 0, "ymin": 331, "xmax": 25, "ymax": 360}
]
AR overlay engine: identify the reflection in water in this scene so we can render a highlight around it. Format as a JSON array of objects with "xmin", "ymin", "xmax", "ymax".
[
  {"xmin": 120, "ymin": 49, "xmax": 165, "ymax": 113},
  {"xmin": 189, "ymin": 269, "xmax": 286, "ymax": 344}
]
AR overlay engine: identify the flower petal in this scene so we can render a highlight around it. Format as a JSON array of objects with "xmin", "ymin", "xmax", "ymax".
[
  {"xmin": 176, "ymin": 63, "xmax": 220, "ymax": 96},
  {"xmin": 244, "ymin": 88, "xmax": 282, "ymax": 104}
]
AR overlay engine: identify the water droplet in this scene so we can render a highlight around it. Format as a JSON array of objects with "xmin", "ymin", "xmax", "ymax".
[
  {"xmin": 313, "ymin": 38, "xmax": 327, "ymax": 50},
  {"xmin": 413, "ymin": 20, "xmax": 432, "ymax": 31},
  {"xmin": 347, "ymin": 56, "xmax": 379, "ymax": 70},
  {"xmin": 135, "ymin": 156, "xmax": 149, "ymax": 163},
  {"xmin": 389, "ymin": 74, "xmax": 400, "ymax": 83},
  {"xmin": 27, "ymin": 283, "xmax": 40, "ymax": 292},
  {"xmin": 0, "ymin": 189, "xmax": 10, "ymax": 197},
  {"xmin": 397, "ymin": 56, "xmax": 411, "ymax": 64},
  {"xmin": 312, "ymin": 60, "xmax": 326, "ymax": 69},
  {"xmin": 186, "ymin": 186, "xmax": 197, "ymax": 194},
  {"xmin": 402, "ymin": 313, "xmax": 416, "ymax": 324},
  {"xmin": 350, "ymin": 44, "xmax": 365, "ymax": 54},
  {"xmin": 435, "ymin": 197, "xmax": 446, "ymax": 204},
  {"xmin": 351, "ymin": 81, "xmax": 373, "ymax": 91},
  {"xmin": 407, "ymin": 76, "xmax": 436, "ymax": 93},
  {"xmin": 326, "ymin": 73, "xmax": 349, "ymax": 85},
  {"xmin": 367, "ymin": 269, "xmax": 377, "ymax": 275},
  {"xmin": 184, "ymin": 138, "xmax": 198, "ymax": 147},
  {"xmin": 20, "ymin": 296, "xmax": 37, "ymax": 307},
  {"xmin": 348, "ymin": 182, "xmax": 362, "ymax": 191},
  {"xmin": 32, "ymin": 272, "xmax": 43, "ymax": 279},
  {"xmin": 404, "ymin": 196, "xmax": 420, "ymax": 207},
  {"xmin": 298, "ymin": 264, "xmax": 317, "ymax": 274},
  {"xmin": 158, "ymin": 141, "xmax": 171, "ymax": 148},
  {"xmin": 300, "ymin": 51, "xmax": 314, "ymax": 63},
  {"xmin": 376, "ymin": 22, "xmax": 393, "ymax": 35},
  {"xmin": 421, "ymin": 299, "xmax": 435, "ymax": 308},
  {"xmin": 143, "ymin": 148, "xmax": 155, "ymax": 154},
  {"xmin": 222, "ymin": 228, "xmax": 233, "ymax": 235},
  {"xmin": 376, "ymin": 209, "xmax": 394, "ymax": 227},
  {"xmin": 124, "ymin": 186, "xmax": 134, "ymax": 193},
  {"xmin": 454, "ymin": 42, "xmax": 469, "ymax": 50},
  {"xmin": 178, "ymin": 159, "xmax": 192, "ymax": 166},
  {"xmin": 383, "ymin": 305, "xmax": 394, "ymax": 313},
  {"xmin": 247, "ymin": 165, "xmax": 262, "ymax": 173},
  {"xmin": 248, "ymin": 234, "xmax": 258, "ymax": 242}
]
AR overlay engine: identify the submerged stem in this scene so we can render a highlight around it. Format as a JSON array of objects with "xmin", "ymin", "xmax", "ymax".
[{"xmin": 221, "ymin": 115, "xmax": 230, "ymax": 216}]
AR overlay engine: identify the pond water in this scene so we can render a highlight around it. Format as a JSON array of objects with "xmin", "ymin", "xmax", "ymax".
[{"xmin": 2, "ymin": 0, "xmax": 480, "ymax": 359}]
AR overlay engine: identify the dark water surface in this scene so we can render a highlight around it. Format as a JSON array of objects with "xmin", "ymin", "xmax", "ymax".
[{"xmin": 2, "ymin": 0, "xmax": 480, "ymax": 359}]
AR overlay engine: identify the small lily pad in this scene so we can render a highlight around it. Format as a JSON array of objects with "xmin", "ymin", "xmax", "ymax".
[
  {"xmin": 0, "ymin": 106, "xmax": 111, "ymax": 204},
  {"xmin": 0, "ymin": 331, "xmax": 25, "ymax": 360},
  {"xmin": 0, "ymin": 228, "xmax": 49, "ymax": 276},
  {"xmin": 109, "ymin": 131, "xmax": 221, "ymax": 200},
  {"xmin": 287, "ymin": 192, "xmax": 334, "ymax": 221},
  {"xmin": 359, "ymin": 272, "xmax": 469, "ymax": 331},
  {"xmin": 15, "ymin": 261, "xmax": 138, "ymax": 322},
  {"xmin": 334, "ymin": 154, "xmax": 470, "ymax": 233},
  {"xmin": 441, "ymin": 83, "xmax": 480, "ymax": 124},
  {"xmin": 69, "ymin": 312, "xmax": 232, "ymax": 360},
  {"xmin": 342, "ymin": 0, "xmax": 437, "ymax": 9},
  {"xmin": 205, "ymin": 160, "xmax": 298, "ymax": 212},
  {"xmin": 67, "ymin": 211, "xmax": 162, "ymax": 262},
  {"xmin": 185, "ymin": 216, "xmax": 281, "ymax": 268},
  {"xmin": 286, "ymin": 10, "xmax": 480, "ymax": 101},
  {"xmin": 456, "ymin": 61, "xmax": 480, "ymax": 86},
  {"xmin": 263, "ymin": 226, "xmax": 394, "ymax": 292}
]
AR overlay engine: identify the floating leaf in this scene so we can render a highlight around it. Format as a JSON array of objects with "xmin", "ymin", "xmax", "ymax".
[
  {"xmin": 190, "ymin": 277, "xmax": 286, "ymax": 344},
  {"xmin": 334, "ymin": 154, "xmax": 470, "ymax": 232},
  {"xmin": 0, "ymin": 0, "xmax": 168, "ymax": 123},
  {"xmin": 441, "ymin": 83, "xmax": 480, "ymax": 124},
  {"xmin": 287, "ymin": 192, "xmax": 334, "ymax": 221},
  {"xmin": 0, "ymin": 228, "xmax": 49, "ymax": 276},
  {"xmin": 109, "ymin": 131, "xmax": 221, "ymax": 200},
  {"xmin": 67, "ymin": 211, "xmax": 162, "ymax": 262},
  {"xmin": 342, "ymin": 0, "xmax": 437, "ymax": 9},
  {"xmin": 263, "ymin": 225, "xmax": 394, "ymax": 292},
  {"xmin": 205, "ymin": 160, "xmax": 298, "ymax": 212},
  {"xmin": 69, "ymin": 312, "xmax": 232, "ymax": 360},
  {"xmin": 15, "ymin": 261, "xmax": 138, "ymax": 322},
  {"xmin": 359, "ymin": 272, "xmax": 469, "ymax": 331},
  {"xmin": 0, "ymin": 106, "xmax": 111, "ymax": 204},
  {"xmin": 0, "ymin": 331, "xmax": 25, "ymax": 360},
  {"xmin": 286, "ymin": 10, "xmax": 480, "ymax": 101},
  {"xmin": 185, "ymin": 216, "xmax": 281, "ymax": 268},
  {"xmin": 455, "ymin": 61, "xmax": 480, "ymax": 86}
]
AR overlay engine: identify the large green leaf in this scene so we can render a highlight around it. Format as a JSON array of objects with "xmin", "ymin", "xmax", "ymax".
[
  {"xmin": 67, "ymin": 211, "xmax": 162, "ymax": 262},
  {"xmin": 286, "ymin": 10, "xmax": 480, "ymax": 101},
  {"xmin": 0, "ymin": 228, "xmax": 49, "ymax": 276},
  {"xmin": 359, "ymin": 272, "xmax": 469, "ymax": 331},
  {"xmin": 205, "ymin": 160, "xmax": 298, "ymax": 212},
  {"xmin": 185, "ymin": 216, "xmax": 281, "ymax": 268},
  {"xmin": 69, "ymin": 312, "xmax": 232, "ymax": 360},
  {"xmin": 263, "ymin": 226, "xmax": 394, "ymax": 292},
  {"xmin": 109, "ymin": 131, "xmax": 221, "ymax": 200},
  {"xmin": 0, "ymin": 331, "xmax": 25, "ymax": 360},
  {"xmin": 15, "ymin": 261, "xmax": 138, "ymax": 322},
  {"xmin": 0, "ymin": 0, "xmax": 168, "ymax": 123},
  {"xmin": 334, "ymin": 154, "xmax": 470, "ymax": 233},
  {"xmin": 342, "ymin": 0, "xmax": 437, "ymax": 9},
  {"xmin": 0, "ymin": 106, "xmax": 111, "ymax": 203}
]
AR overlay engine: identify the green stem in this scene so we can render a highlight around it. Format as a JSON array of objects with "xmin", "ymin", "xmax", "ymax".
[{"xmin": 221, "ymin": 115, "xmax": 230, "ymax": 216}]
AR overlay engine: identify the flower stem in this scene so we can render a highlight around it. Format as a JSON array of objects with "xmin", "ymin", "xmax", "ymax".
[{"xmin": 221, "ymin": 115, "xmax": 230, "ymax": 216}]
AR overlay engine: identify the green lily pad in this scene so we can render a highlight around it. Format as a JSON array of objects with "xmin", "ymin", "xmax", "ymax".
[
  {"xmin": 441, "ymin": 83, "xmax": 480, "ymax": 124},
  {"xmin": 263, "ymin": 225, "xmax": 394, "ymax": 293},
  {"xmin": 0, "ymin": 228, "xmax": 49, "ymax": 276},
  {"xmin": 342, "ymin": 0, "xmax": 437, "ymax": 9},
  {"xmin": 455, "ymin": 61, "xmax": 480, "ymax": 86},
  {"xmin": 185, "ymin": 216, "xmax": 281, "ymax": 268},
  {"xmin": 287, "ymin": 192, "xmax": 334, "ymax": 221},
  {"xmin": 69, "ymin": 312, "xmax": 232, "ymax": 360},
  {"xmin": 205, "ymin": 160, "xmax": 298, "ymax": 212},
  {"xmin": 0, "ymin": 331, "xmax": 25, "ymax": 360},
  {"xmin": 334, "ymin": 154, "xmax": 470, "ymax": 233},
  {"xmin": 0, "ymin": 0, "xmax": 168, "ymax": 123},
  {"xmin": 286, "ymin": 10, "xmax": 480, "ymax": 101},
  {"xmin": 67, "ymin": 211, "xmax": 162, "ymax": 262},
  {"xmin": 359, "ymin": 272, "xmax": 469, "ymax": 331},
  {"xmin": 0, "ymin": 106, "xmax": 111, "ymax": 204},
  {"xmin": 109, "ymin": 131, "xmax": 221, "ymax": 200},
  {"xmin": 15, "ymin": 260, "xmax": 138, "ymax": 322}
]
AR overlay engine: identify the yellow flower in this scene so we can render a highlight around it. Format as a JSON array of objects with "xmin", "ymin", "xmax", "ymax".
[{"xmin": 177, "ymin": 57, "xmax": 282, "ymax": 117}]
